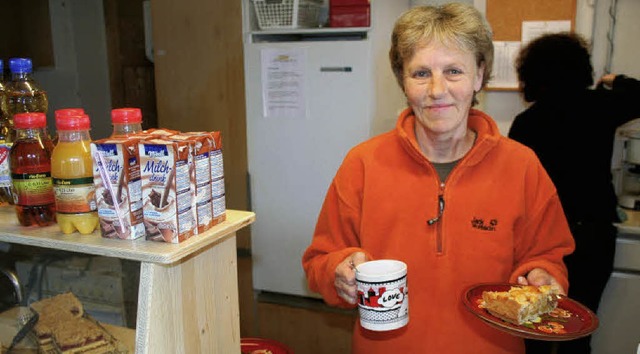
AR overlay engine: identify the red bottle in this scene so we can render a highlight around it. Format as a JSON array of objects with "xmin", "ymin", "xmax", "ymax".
[{"xmin": 10, "ymin": 112, "xmax": 56, "ymax": 226}]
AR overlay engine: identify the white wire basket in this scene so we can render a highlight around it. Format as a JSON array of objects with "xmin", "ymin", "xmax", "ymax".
[{"xmin": 252, "ymin": 0, "xmax": 324, "ymax": 30}]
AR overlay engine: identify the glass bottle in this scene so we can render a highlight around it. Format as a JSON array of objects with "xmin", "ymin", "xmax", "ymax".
[
  {"xmin": 10, "ymin": 112, "xmax": 56, "ymax": 226},
  {"xmin": 52, "ymin": 112, "xmax": 99, "ymax": 234},
  {"xmin": 111, "ymin": 108, "xmax": 143, "ymax": 137},
  {"xmin": 0, "ymin": 60, "xmax": 14, "ymax": 205}
]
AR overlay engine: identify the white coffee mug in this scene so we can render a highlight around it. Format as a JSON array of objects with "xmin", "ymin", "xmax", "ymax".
[{"xmin": 355, "ymin": 259, "xmax": 409, "ymax": 331}]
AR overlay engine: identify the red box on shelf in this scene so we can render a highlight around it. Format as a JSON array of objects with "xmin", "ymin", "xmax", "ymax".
[
  {"xmin": 330, "ymin": 0, "xmax": 369, "ymax": 5},
  {"xmin": 330, "ymin": 5, "xmax": 370, "ymax": 28}
]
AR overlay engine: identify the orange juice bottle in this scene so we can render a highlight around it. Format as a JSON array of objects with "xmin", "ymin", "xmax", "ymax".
[
  {"xmin": 51, "ymin": 108, "xmax": 84, "ymax": 145},
  {"xmin": 51, "ymin": 111, "xmax": 98, "ymax": 234}
]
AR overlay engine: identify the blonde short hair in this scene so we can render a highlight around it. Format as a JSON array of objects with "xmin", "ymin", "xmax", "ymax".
[{"xmin": 389, "ymin": 3, "xmax": 494, "ymax": 97}]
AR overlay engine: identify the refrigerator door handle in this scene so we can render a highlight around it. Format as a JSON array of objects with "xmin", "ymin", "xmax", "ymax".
[{"xmin": 320, "ymin": 66, "xmax": 352, "ymax": 72}]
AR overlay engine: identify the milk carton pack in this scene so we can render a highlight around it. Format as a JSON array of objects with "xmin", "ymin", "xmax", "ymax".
[
  {"xmin": 209, "ymin": 131, "xmax": 226, "ymax": 226},
  {"xmin": 139, "ymin": 139, "xmax": 197, "ymax": 243},
  {"xmin": 91, "ymin": 138, "xmax": 145, "ymax": 240},
  {"xmin": 172, "ymin": 133, "xmax": 213, "ymax": 234}
]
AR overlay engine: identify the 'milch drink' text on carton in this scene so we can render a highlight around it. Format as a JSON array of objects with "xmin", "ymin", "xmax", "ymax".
[{"xmin": 139, "ymin": 138, "xmax": 196, "ymax": 243}]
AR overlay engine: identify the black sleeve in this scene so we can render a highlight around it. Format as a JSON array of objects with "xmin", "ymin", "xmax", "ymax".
[
  {"xmin": 508, "ymin": 115, "xmax": 525, "ymax": 142},
  {"xmin": 609, "ymin": 75, "xmax": 640, "ymax": 126}
]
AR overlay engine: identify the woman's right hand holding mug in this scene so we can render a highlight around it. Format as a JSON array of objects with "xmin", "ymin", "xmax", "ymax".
[{"xmin": 335, "ymin": 252, "xmax": 368, "ymax": 304}]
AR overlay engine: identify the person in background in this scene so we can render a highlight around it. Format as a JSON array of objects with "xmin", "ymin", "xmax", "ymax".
[
  {"xmin": 508, "ymin": 32, "xmax": 640, "ymax": 354},
  {"xmin": 302, "ymin": 4, "xmax": 575, "ymax": 354}
]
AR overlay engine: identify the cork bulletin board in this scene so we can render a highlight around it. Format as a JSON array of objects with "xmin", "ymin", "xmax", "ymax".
[
  {"xmin": 485, "ymin": 0, "xmax": 577, "ymax": 90},
  {"xmin": 486, "ymin": 0, "xmax": 576, "ymax": 41}
]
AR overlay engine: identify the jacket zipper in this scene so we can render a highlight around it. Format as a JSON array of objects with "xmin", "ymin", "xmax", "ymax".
[
  {"xmin": 426, "ymin": 182, "xmax": 446, "ymax": 254},
  {"xmin": 436, "ymin": 183, "xmax": 445, "ymax": 254},
  {"xmin": 421, "ymin": 130, "xmax": 476, "ymax": 254}
]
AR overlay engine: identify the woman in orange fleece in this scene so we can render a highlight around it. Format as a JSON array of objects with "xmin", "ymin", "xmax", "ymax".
[{"xmin": 302, "ymin": 3, "xmax": 575, "ymax": 354}]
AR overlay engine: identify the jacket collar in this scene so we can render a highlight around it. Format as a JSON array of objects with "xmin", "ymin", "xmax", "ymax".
[{"xmin": 395, "ymin": 107, "xmax": 501, "ymax": 167}]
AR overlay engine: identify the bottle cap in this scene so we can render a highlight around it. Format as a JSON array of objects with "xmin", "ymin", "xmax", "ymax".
[
  {"xmin": 55, "ymin": 108, "xmax": 86, "ymax": 128},
  {"xmin": 14, "ymin": 112, "xmax": 47, "ymax": 128},
  {"xmin": 56, "ymin": 113, "xmax": 91, "ymax": 131},
  {"xmin": 55, "ymin": 108, "xmax": 85, "ymax": 119},
  {"xmin": 112, "ymin": 108, "xmax": 142, "ymax": 124},
  {"xmin": 9, "ymin": 58, "xmax": 33, "ymax": 74}
]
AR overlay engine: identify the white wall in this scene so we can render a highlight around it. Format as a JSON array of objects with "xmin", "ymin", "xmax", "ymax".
[
  {"xmin": 592, "ymin": 0, "xmax": 640, "ymax": 79},
  {"xmin": 33, "ymin": 0, "xmax": 112, "ymax": 140},
  {"xmin": 369, "ymin": 1, "xmax": 411, "ymax": 135},
  {"xmin": 609, "ymin": 0, "xmax": 640, "ymax": 78}
]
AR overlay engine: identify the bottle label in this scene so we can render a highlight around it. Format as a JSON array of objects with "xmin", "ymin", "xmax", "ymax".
[
  {"xmin": 12, "ymin": 172, "xmax": 55, "ymax": 206},
  {"xmin": 0, "ymin": 144, "xmax": 11, "ymax": 188},
  {"xmin": 53, "ymin": 177, "xmax": 97, "ymax": 213}
]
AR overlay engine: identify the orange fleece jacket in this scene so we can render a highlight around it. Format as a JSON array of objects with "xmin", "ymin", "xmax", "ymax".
[{"xmin": 302, "ymin": 108, "xmax": 575, "ymax": 354}]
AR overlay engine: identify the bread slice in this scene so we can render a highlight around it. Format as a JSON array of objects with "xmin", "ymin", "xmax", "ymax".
[{"xmin": 481, "ymin": 285, "xmax": 559, "ymax": 325}]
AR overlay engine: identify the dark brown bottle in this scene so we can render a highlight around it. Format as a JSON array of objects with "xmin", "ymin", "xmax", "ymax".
[{"xmin": 10, "ymin": 112, "xmax": 56, "ymax": 226}]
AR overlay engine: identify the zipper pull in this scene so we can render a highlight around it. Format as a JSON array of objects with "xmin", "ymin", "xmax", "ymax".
[{"xmin": 427, "ymin": 194, "xmax": 445, "ymax": 225}]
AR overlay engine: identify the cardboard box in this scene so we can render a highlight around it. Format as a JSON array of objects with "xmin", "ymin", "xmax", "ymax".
[
  {"xmin": 330, "ymin": 5, "xmax": 370, "ymax": 28},
  {"xmin": 330, "ymin": 0, "xmax": 369, "ymax": 6}
]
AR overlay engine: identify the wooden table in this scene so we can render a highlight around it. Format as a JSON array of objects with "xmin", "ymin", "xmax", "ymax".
[{"xmin": 0, "ymin": 207, "xmax": 255, "ymax": 353}]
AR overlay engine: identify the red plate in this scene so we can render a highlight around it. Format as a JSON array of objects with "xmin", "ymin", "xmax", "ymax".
[
  {"xmin": 241, "ymin": 338, "xmax": 294, "ymax": 354},
  {"xmin": 463, "ymin": 283, "xmax": 599, "ymax": 341}
]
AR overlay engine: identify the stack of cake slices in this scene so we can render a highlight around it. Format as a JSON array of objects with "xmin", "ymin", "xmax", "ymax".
[{"xmin": 29, "ymin": 292, "xmax": 123, "ymax": 353}]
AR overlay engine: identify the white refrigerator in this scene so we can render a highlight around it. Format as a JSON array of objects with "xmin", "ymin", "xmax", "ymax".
[{"xmin": 243, "ymin": 36, "xmax": 374, "ymax": 297}]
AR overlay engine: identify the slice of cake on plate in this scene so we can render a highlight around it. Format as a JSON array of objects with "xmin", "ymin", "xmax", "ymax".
[{"xmin": 481, "ymin": 285, "xmax": 560, "ymax": 325}]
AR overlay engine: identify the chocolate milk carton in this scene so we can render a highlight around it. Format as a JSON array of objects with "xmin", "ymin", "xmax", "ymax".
[
  {"xmin": 91, "ymin": 138, "xmax": 145, "ymax": 239},
  {"xmin": 173, "ymin": 133, "xmax": 213, "ymax": 234},
  {"xmin": 139, "ymin": 139, "xmax": 196, "ymax": 243},
  {"xmin": 209, "ymin": 131, "xmax": 226, "ymax": 226}
]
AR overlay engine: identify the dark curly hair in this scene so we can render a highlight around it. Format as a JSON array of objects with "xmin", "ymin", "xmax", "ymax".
[{"xmin": 516, "ymin": 32, "xmax": 594, "ymax": 102}]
